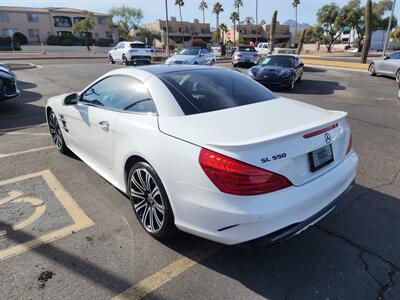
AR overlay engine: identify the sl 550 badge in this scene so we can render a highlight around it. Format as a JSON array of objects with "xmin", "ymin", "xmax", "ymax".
[{"xmin": 261, "ymin": 153, "xmax": 287, "ymax": 163}]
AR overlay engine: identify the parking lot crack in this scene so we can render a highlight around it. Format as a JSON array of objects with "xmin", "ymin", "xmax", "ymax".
[
  {"xmin": 377, "ymin": 268, "xmax": 398, "ymax": 300},
  {"xmin": 358, "ymin": 251, "xmax": 384, "ymax": 288}
]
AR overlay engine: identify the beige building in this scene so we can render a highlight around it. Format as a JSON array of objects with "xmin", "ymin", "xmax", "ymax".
[
  {"xmin": 223, "ymin": 21, "xmax": 291, "ymax": 45},
  {"xmin": 0, "ymin": 6, "xmax": 118, "ymax": 44},
  {"xmin": 144, "ymin": 17, "xmax": 212, "ymax": 49}
]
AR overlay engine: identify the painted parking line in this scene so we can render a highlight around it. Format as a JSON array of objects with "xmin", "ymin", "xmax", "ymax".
[
  {"xmin": 0, "ymin": 170, "xmax": 94, "ymax": 261},
  {"xmin": 0, "ymin": 146, "xmax": 54, "ymax": 159},
  {"xmin": 113, "ymin": 243, "xmax": 222, "ymax": 300},
  {"xmin": 3, "ymin": 132, "xmax": 49, "ymax": 137}
]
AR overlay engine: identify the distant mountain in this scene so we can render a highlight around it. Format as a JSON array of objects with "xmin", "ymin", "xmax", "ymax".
[{"xmin": 283, "ymin": 19, "xmax": 311, "ymax": 33}]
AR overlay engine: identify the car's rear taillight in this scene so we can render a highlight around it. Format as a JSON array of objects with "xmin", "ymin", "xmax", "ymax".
[
  {"xmin": 199, "ymin": 148, "xmax": 292, "ymax": 196},
  {"xmin": 346, "ymin": 134, "xmax": 352, "ymax": 154}
]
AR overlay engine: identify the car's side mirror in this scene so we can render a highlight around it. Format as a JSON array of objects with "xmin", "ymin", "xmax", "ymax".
[
  {"xmin": 113, "ymin": 47, "xmax": 117, "ymax": 50},
  {"xmin": 63, "ymin": 93, "xmax": 78, "ymax": 106},
  {"xmin": 384, "ymin": 56, "xmax": 390, "ymax": 60}
]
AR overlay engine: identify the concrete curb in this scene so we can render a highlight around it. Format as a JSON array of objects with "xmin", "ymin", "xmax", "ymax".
[
  {"xmin": 301, "ymin": 58, "xmax": 368, "ymax": 70},
  {"xmin": 8, "ymin": 63, "xmax": 37, "ymax": 71}
]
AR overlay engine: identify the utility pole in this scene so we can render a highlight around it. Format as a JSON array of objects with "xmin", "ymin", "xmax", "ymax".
[
  {"xmin": 255, "ymin": 0, "xmax": 258, "ymax": 44},
  {"xmin": 165, "ymin": 0, "xmax": 170, "ymax": 57},
  {"xmin": 382, "ymin": 0, "xmax": 396, "ymax": 57}
]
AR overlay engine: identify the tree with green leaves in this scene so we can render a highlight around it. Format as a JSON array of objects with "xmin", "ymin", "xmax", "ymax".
[
  {"xmin": 199, "ymin": 1, "xmax": 208, "ymax": 24},
  {"xmin": 213, "ymin": 2, "xmax": 224, "ymax": 42},
  {"xmin": 297, "ymin": 28, "xmax": 306, "ymax": 54},
  {"xmin": 269, "ymin": 10, "xmax": 277, "ymax": 52},
  {"xmin": 109, "ymin": 6, "xmax": 143, "ymax": 40},
  {"xmin": 175, "ymin": 0, "xmax": 185, "ymax": 46},
  {"xmin": 234, "ymin": 0, "xmax": 243, "ymax": 35},
  {"xmin": 230, "ymin": 11, "xmax": 239, "ymax": 46},
  {"xmin": 72, "ymin": 11, "xmax": 95, "ymax": 50},
  {"xmin": 219, "ymin": 23, "xmax": 228, "ymax": 43},
  {"xmin": 292, "ymin": 0, "xmax": 300, "ymax": 44},
  {"xmin": 361, "ymin": 0, "xmax": 372, "ymax": 63},
  {"xmin": 314, "ymin": 3, "xmax": 344, "ymax": 52},
  {"xmin": 136, "ymin": 28, "xmax": 161, "ymax": 45}
]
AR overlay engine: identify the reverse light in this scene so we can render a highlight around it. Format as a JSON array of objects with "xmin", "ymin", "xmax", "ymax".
[{"xmin": 199, "ymin": 148, "xmax": 292, "ymax": 196}]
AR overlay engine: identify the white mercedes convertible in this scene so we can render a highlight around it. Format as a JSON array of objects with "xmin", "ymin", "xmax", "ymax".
[{"xmin": 46, "ymin": 65, "xmax": 358, "ymax": 246}]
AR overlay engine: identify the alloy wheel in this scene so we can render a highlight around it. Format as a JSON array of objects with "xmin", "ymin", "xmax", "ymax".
[
  {"xmin": 130, "ymin": 168, "xmax": 165, "ymax": 233},
  {"xmin": 48, "ymin": 111, "xmax": 63, "ymax": 150},
  {"xmin": 368, "ymin": 64, "xmax": 375, "ymax": 76}
]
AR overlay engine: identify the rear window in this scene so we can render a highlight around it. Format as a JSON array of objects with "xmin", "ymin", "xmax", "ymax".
[
  {"xmin": 130, "ymin": 43, "xmax": 145, "ymax": 48},
  {"xmin": 159, "ymin": 69, "xmax": 277, "ymax": 115},
  {"xmin": 238, "ymin": 46, "xmax": 256, "ymax": 52}
]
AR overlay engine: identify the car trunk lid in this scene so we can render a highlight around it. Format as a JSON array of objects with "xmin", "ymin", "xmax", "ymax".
[{"xmin": 158, "ymin": 97, "xmax": 350, "ymax": 186}]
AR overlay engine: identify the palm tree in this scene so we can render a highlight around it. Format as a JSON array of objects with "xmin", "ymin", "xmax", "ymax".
[
  {"xmin": 219, "ymin": 23, "xmax": 228, "ymax": 43},
  {"xmin": 199, "ymin": 1, "xmax": 208, "ymax": 24},
  {"xmin": 212, "ymin": 2, "xmax": 224, "ymax": 42},
  {"xmin": 230, "ymin": 11, "xmax": 239, "ymax": 46},
  {"xmin": 292, "ymin": 0, "xmax": 300, "ymax": 44},
  {"xmin": 175, "ymin": 0, "xmax": 185, "ymax": 46},
  {"xmin": 234, "ymin": 0, "xmax": 243, "ymax": 36}
]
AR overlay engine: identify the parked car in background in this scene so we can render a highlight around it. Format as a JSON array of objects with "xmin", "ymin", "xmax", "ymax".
[
  {"xmin": 255, "ymin": 42, "xmax": 271, "ymax": 55},
  {"xmin": 165, "ymin": 48, "xmax": 216, "ymax": 65},
  {"xmin": 0, "ymin": 63, "xmax": 20, "ymax": 101},
  {"xmin": 0, "ymin": 37, "xmax": 21, "ymax": 51},
  {"xmin": 46, "ymin": 65, "xmax": 357, "ymax": 245},
  {"xmin": 248, "ymin": 54, "xmax": 304, "ymax": 90},
  {"xmin": 272, "ymin": 48, "xmax": 299, "ymax": 58},
  {"xmin": 108, "ymin": 41, "xmax": 154, "ymax": 65},
  {"xmin": 232, "ymin": 46, "xmax": 260, "ymax": 68},
  {"xmin": 368, "ymin": 51, "xmax": 400, "ymax": 80}
]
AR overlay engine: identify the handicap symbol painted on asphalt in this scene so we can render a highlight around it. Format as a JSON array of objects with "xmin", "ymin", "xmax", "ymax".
[{"xmin": 0, "ymin": 190, "xmax": 46, "ymax": 237}]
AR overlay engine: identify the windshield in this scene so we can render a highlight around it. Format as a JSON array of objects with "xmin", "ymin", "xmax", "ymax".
[
  {"xmin": 237, "ymin": 46, "xmax": 256, "ymax": 52},
  {"xmin": 261, "ymin": 56, "xmax": 295, "ymax": 68},
  {"xmin": 179, "ymin": 48, "xmax": 200, "ymax": 55},
  {"xmin": 160, "ymin": 69, "xmax": 277, "ymax": 115}
]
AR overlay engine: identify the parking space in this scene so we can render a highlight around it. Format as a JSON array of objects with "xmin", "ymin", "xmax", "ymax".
[{"xmin": 0, "ymin": 59, "xmax": 399, "ymax": 299}]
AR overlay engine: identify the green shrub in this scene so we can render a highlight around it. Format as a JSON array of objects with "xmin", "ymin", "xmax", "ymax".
[
  {"xmin": 78, "ymin": 37, "xmax": 95, "ymax": 46},
  {"xmin": 96, "ymin": 38, "xmax": 113, "ymax": 47},
  {"xmin": 60, "ymin": 38, "xmax": 76, "ymax": 46},
  {"xmin": 152, "ymin": 56, "xmax": 167, "ymax": 62},
  {"xmin": 12, "ymin": 32, "xmax": 28, "ymax": 45},
  {"xmin": 47, "ymin": 35, "xmax": 61, "ymax": 45}
]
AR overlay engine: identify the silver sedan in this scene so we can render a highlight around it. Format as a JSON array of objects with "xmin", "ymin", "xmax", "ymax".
[
  {"xmin": 232, "ymin": 46, "xmax": 260, "ymax": 68},
  {"xmin": 368, "ymin": 51, "xmax": 400, "ymax": 80}
]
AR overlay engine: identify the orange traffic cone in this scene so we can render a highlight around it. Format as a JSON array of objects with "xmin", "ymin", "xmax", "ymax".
[
  {"xmin": 92, "ymin": 44, "xmax": 96, "ymax": 54},
  {"xmin": 41, "ymin": 42, "xmax": 47, "ymax": 54}
]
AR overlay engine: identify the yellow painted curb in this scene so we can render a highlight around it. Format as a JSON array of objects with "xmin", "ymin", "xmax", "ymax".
[{"xmin": 302, "ymin": 58, "xmax": 368, "ymax": 70}]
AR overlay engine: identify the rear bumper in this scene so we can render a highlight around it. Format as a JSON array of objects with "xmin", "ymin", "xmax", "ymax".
[
  {"xmin": 130, "ymin": 56, "xmax": 151, "ymax": 62},
  {"xmin": 170, "ymin": 152, "xmax": 358, "ymax": 245},
  {"xmin": 238, "ymin": 181, "xmax": 354, "ymax": 248}
]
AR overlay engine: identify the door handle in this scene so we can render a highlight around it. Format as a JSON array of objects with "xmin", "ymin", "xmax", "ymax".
[{"xmin": 98, "ymin": 121, "xmax": 109, "ymax": 132}]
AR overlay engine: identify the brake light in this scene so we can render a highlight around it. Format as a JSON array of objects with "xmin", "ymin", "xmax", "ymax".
[
  {"xmin": 199, "ymin": 148, "xmax": 292, "ymax": 196},
  {"xmin": 253, "ymin": 54, "xmax": 259, "ymax": 58},
  {"xmin": 237, "ymin": 54, "xmax": 242, "ymax": 58},
  {"xmin": 346, "ymin": 134, "xmax": 352, "ymax": 154},
  {"xmin": 303, "ymin": 123, "xmax": 338, "ymax": 138}
]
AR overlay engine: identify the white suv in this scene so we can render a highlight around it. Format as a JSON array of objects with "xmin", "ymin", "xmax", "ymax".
[{"xmin": 108, "ymin": 41, "xmax": 154, "ymax": 65}]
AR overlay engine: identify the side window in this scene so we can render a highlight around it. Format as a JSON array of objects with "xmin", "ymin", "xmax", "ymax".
[
  {"xmin": 201, "ymin": 49, "xmax": 209, "ymax": 54},
  {"xmin": 389, "ymin": 52, "xmax": 400, "ymax": 59},
  {"xmin": 80, "ymin": 76, "xmax": 157, "ymax": 114}
]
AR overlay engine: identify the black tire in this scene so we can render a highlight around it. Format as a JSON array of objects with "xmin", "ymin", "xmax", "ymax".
[
  {"xmin": 368, "ymin": 63, "xmax": 376, "ymax": 76},
  {"xmin": 210, "ymin": 59, "xmax": 215, "ymax": 65},
  {"xmin": 123, "ymin": 55, "xmax": 130, "ymax": 66},
  {"xmin": 233, "ymin": 63, "xmax": 237, "ymax": 68},
  {"xmin": 396, "ymin": 69, "xmax": 400, "ymax": 81},
  {"xmin": 109, "ymin": 54, "xmax": 115, "ymax": 64},
  {"xmin": 288, "ymin": 77, "xmax": 295, "ymax": 91},
  {"xmin": 297, "ymin": 75, "xmax": 302, "ymax": 83},
  {"xmin": 47, "ymin": 109, "xmax": 69, "ymax": 154},
  {"xmin": 193, "ymin": 62, "xmax": 198, "ymax": 65},
  {"xmin": 128, "ymin": 162, "xmax": 176, "ymax": 239}
]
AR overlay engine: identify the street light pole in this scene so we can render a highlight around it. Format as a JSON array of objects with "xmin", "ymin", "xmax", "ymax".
[
  {"xmin": 382, "ymin": 0, "xmax": 396, "ymax": 57},
  {"xmin": 165, "ymin": 0, "xmax": 170, "ymax": 57}
]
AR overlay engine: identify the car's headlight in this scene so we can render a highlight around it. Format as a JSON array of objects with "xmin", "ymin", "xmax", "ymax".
[
  {"xmin": 248, "ymin": 68, "xmax": 258, "ymax": 77},
  {"xmin": 280, "ymin": 70, "xmax": 293, "ymax": 78}
]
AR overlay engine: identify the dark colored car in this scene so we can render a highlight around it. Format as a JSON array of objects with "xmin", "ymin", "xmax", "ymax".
[
  {"xmin": 0, "ymin": 37, "xmax": 22, "ymax": 51},
  {"xmin": 248, "ymin": 55, "xmax": 304, "ymax": 90},
  {"xmin": 0, "ymin": 63, "xmax": 20, "ymax": 101}
]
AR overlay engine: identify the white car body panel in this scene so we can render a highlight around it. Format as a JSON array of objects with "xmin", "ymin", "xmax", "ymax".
[
  {"xmin": 165, "ymin": 49, "xmax": 216, "ymax": 65},
  {"xmin": 255, "ymin": 42, "xmax": 271, "ymax": 55},
  {"xmin": 46, "ymin": 66, "xmax": 358, "ymax": 245}
]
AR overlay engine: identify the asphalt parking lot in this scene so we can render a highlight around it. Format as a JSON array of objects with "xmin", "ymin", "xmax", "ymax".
[{"xmin": 0, "ymin": 58, "xmax": 399, "ymax": 300}]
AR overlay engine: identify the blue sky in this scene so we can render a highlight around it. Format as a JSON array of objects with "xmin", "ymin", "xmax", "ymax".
[{"xmin": 4, "ymin": 0, "xmax": 400, "ymax": 28}]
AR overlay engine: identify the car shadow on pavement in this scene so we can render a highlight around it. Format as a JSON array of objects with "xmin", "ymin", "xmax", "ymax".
[
  {"xmin": 303, "ymin": 66, "xmax": 327, "ymax": 73},
  {"xmin": 287, "ymin": 79, "xmax": 345, "ymax": 95},
  {"xmin": 158, "ymin": 183, "xmax": 399, "ymax": 299}
]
